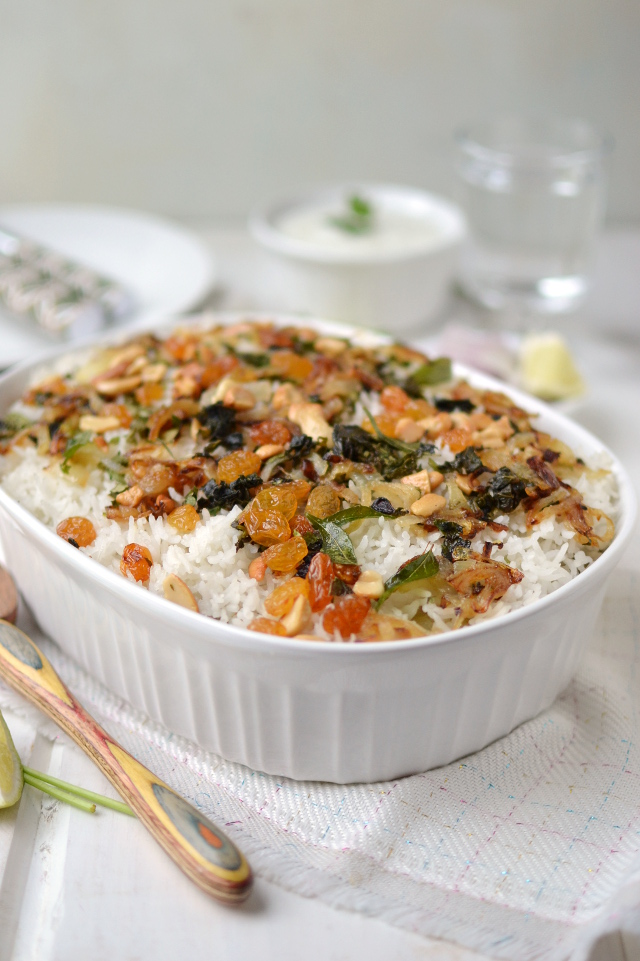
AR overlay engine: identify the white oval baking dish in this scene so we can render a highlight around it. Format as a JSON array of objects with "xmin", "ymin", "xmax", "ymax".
[{"xmin": 0, "ymin": 315, "xmax": 635, "ymax": 783}]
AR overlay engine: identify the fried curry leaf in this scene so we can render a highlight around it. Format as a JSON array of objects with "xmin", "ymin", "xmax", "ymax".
[
  {"xmin": 327, "ymin": 504, "xmax": 402, "ymax": 527},
  {"xmin": 443, "ymin": 446, "xmax": 483, "ymax": 475},
  {"xmin": 472, "ymin": 467, "xmax": 526, "ymax": 518},
  {"xmin": 434, "ymin": 397, "xmax": 475, "ymax": 413},
  {"xmin": 307, "ymin": 514, "xmax": 358, "ymax": 565},
  {"xmin": 362, "ymin": 406, "xmax": 420, "ymax": 454},
  {"xmin": 376, "ymin": 551, "xmax": 439, "ymax": 608},
  {"xmin": 408, "ymin": 357, "xmax": 452, "ymax": 387},
  {"xmin": 332, "ymin": 423, "xmax": 421, "ymax": 481},
  {"xmin": 199, "ymin": 402, "xmax": 237, "ymax": 442},
  {"xmin": 60, "ymin": 431, "xmax": 93, "ymax": 474},
  {"xmin": 433, "ymin": 519, "xmax": 471, "ymax": 561},
  {"xmin": 197, "ymin": 473, "xmax": 262, "ymax": 512}
]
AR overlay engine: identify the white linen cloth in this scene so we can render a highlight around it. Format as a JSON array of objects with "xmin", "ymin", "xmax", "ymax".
[{"xmin": 2, "ymin": 549, "xmax": 638, "ymax": 961}]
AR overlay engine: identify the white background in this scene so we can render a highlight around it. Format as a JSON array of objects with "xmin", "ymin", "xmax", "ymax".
[{"xmin": 0, "ymin": 0, "xmax": 638, "ymax": 223}]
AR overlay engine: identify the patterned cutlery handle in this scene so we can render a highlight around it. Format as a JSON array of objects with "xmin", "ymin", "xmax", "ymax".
[{"xmin": 0, "ymin": 619, "xmax": 252, "ymax": 904}]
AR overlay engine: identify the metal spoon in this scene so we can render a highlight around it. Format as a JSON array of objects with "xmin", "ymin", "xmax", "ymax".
[{"xmin": 0, "ymin": 566, "xmax": 252, "ymax": 904}]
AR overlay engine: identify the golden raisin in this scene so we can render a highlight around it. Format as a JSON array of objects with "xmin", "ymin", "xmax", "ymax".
[
  {"xmin": 380, "ymin": 385, "xmax": 410, "ymax": 412},
  {"xmin": 261, "ymin": 535, "xmax": 308, "ymax": 573},
  {"xmin": 306, "ymin": 552, "xmax": 334, "ymax": 612},
  {"xmin": 290, "ymin": 515, "xmax": 315, "ymax": 535},
  {"xmin": 101, "ymin": 403, "xmax": 133, "ymax": 427},
  {"xmin": 361, "ymin": 412, "xmax": 398, "ymax": 438},
  {"xmin": 253, "ymin": 487, "xmax": 297, "ymax": 521},
  {"xmin": 334, "ymin": 563, "xmax": 361, "ymax": 586},
  {"xmin": 264, "ymin": 577, "xmax": 310, "ymax": 618},
  {"xmin": 217, "ymin": 450, "xmax": 262, "ymax": 484},
  {"xmin": 167, "ymin": 504, "xmax": 200, "ymax": 533},
  {"xmin": 135, "ymin": 382, "xmax": 164, "ymax": 406},
  {"xmin": 306, "ymin": 485, "xmax": 341, "ymax": 519},
  {"xmin": 440, "ymin": 428, "xmax": 474, "ymax": 453},
  {"xmin": 243, "ymin": 507, "xmax": 291, "ymax": 546},
  {"xmin": 274, "ymin": 479, "xmax": 312, "ymax": 501},
  {"xmin": 120, "ymin": 543, "xmax": 153, "ymax": 582},
  {"xmin": 247, "ymin": 617, "xmax": 287, "ymax": 636},
  {"xmin": 200, "ymin": 356, "xmax": 238, "ymax": 388},
  {"xmin": 323, "ymin": 595, "xmax": 371, "ymax": 639},
  {"xmin": 56, "ymin": 516, "xmax": 97, "ymax": 548},
  {"xmin": 269, "ymin": 350, "xmax": 314, "ymax": 382},
  {"xmin": 248, "ymin": 420, "xmax": 292, "ymax": 447}
]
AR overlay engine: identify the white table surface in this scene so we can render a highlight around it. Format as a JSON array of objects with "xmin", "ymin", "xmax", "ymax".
[{"xmin": 0, "ymin": 225, "xmax": 639, "ymax": 961}]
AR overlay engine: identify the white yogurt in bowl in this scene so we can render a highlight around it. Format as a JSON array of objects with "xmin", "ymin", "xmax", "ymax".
[{"xmin": 250, "ymin": 184, "xmax": 466, "ymax": 332}]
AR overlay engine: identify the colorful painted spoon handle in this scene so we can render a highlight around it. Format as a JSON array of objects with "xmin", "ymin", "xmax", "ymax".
[{"xmin": 0, "ymin": 619, "xmax": 252, "ymax": 904}]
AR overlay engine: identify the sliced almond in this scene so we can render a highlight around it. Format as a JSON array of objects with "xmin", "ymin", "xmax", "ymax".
[
  {"xmin": 288, "ymin": 402, "xmax": 332, "ymax": 442},
  {"xmin": 454, "ymin": 473, "xmax": 474, "ymax": 495},
  {"xmin": 141, "ymin": 363, "xmax": 168, "ymax": 383},
  {"xmin": 394, "ymin": 418, "xmax": 424, "ymax": 443},
  {"xmin": 223, "ymin": 385, "xmax": 255, "ymax": 411},
  {"xmin": 314, "ymin": 337, "xmax": 347, "ymax": 357},
  {"xmin": 272, "ymin": 383, "xmax": 304, "ymax": 410},
  {"xmin": 428, "ymin": 470, "xmax": 444, "ymax": 489},
  {"xmin": 255, "ymin": 443, "xmax": 285, "ymax": 460},
  {"xmin": 163, "ymin": 574, "xmax": 199, "ymax": 612},
  {"xmin": 125, "ymin": 355, "xmax": 148, "ymax": 376},
  {"xmin": 353, "ymin": 570, "xmax": 385, "ymax": 599},
  {"xmin": 95, "ymin": 375, "xmax": 142, "ymax": 397},
  {"xmin": 79, "ymin": 414, "xmax": 122, "ymax": 433},
  {"xmin": 409, "ymin": 493, "xmax": 447, "ymax": 518},
  {"xmin": 401, "ymin": 469, "xmax": 432, "ymax": 493},
  {"xmin": 116, "ymin": 485, "xmax": 145, "ymax": 508},
  {"xmin": 280, "ymin": 595, "xmax": 312, "ymax": 636},
  {"xmin": 248, "ymin": 557, "xmax": 267, "ymax": 582}
]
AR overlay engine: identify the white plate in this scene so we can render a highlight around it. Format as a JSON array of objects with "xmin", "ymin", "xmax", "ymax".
[{"xmin": 0, "ymin": 204, "xmax": 216, "ymax": 368}]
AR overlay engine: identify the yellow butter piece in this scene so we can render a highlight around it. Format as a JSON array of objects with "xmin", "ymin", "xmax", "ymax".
[{"xmin": 519, "ymin": 333, "xmax": 585, "ymax": 401}]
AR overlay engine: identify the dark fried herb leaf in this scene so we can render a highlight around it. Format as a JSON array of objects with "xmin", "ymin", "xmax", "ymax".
[
  {"xmin": 433, "ymin": 519, "xmax": 471, "ymax": 561},
  {"xmin": 332, "ymin": 423, "xmax": 421, "ymax": 481},
  {"xmin": 370, "ymin": 497, "xmax": 400, "ymax": 516},
  {"xmin": 434, "ymin": 398, "xmax": 475, "ymax": 413},
  {"xmin": 472, "ymin": 467, "xmax": 526, "ymax": 518},
  {"xmin": 443, "ymin": 446, "xmax": 483, "ymax": 475},
  {"xmin": 376, "ymin": 551, "xmax": 439, "ymax": 608},
  {"xmin": 200, "ymin": 402, "xmax": 237, "ymax": 441},
  {"xmin": 307, "ymin": 514, "xmax": 358, "ymax": 565},
  {"xmin": 198, "ymin": 473, "xmax": 262, "ymax": 511},
  {"xmin": 237, "ymin": 352, "xmax": 270, "ymax": 368},
  {"xmin": 223, "ymin": 431, "xmax": 244, "ymax": 451},
  {"xmin": 288, "ymin": 434, "xmax": 315, "ymax": 457}
]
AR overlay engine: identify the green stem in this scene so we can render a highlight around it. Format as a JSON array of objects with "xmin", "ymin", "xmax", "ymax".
[
  {"xmin": 24, "ymin": 771, "xmax": 96, "ymax": 814},
  {"xmin": 23, "ymin": 767, "xmax": 135, "ymax": 817}
]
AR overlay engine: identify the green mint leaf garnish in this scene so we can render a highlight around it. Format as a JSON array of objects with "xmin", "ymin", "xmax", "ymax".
[{"xmin": 328, "ymin": 194, "xmax": 375, "ymax": 235}]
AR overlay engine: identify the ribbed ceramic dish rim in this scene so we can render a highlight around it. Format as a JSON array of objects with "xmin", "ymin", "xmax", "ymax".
[
  {"xmin": 249, "ymin": 183, "xmax": 467, "ymax": 265},
  {"xmin": 0, "ymin": 311, "xmax": 635, "ymax": 661}
]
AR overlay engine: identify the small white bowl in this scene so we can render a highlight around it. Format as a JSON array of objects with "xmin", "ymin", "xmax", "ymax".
[
  {"xmin": 249, "ymin": 184, "xmax": 466, "ymax": 334},
  {"xmin": 0, "ymin": 313, "xmax": 635, "ymax": 784}
]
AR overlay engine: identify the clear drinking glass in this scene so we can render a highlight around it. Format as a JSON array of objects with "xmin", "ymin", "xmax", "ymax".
[{"xmin": 455, "ymin": 118, "xmax": 610, "ymax": 315}]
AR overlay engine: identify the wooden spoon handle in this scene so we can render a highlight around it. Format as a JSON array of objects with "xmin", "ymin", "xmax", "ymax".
[{"xmin": 0, "ymin": 619, "xmax": 252, "ymax": 903}]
